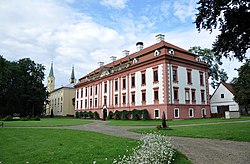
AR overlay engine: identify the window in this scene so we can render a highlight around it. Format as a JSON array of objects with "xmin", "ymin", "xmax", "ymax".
[
  {"xmin": 90, "ymin": 87, "xmax": 93, "ymax": 96},
  {"xmin": 200, "ymin": 72, "xmax": 204, "ymax": 86},
  {"xmin": 221, "ymin": 94, "xmax": 224, "ymax": 98},
  {"xmin": 90, "ymin": 99, "xmax": 92, "ymax": 108},
  {"xmin": 85, "ymin": 88, "xmax": 88, "ymax": 97},
  {"xmin": 104, "ymin": 83, "xmax": 107, "ymax": 93},
  {"xmin": 154, "ymin": 90, "xmax": 159, "ymax": 100},
  {"xmin": 173, "ymin": 87, "xmax": 179, "ymax": 101},
  {"xmin": 122, "ymin": 78, "xmax": 126, "ymax": 89},
  {"xmin": 173, "ymin": 66, "xmax": 178, "ymax": 82},
  {"xmin": 95, "ymin": 85, "xmax": 98, "ymax": 95},
  {"xmin": 80, "ymin": 100, "xmax": 83, "ymax": 109},
  {"xmin": 153, "ymin": 70, "xmax": 158, "ymax": 82},
  {"xmin": 85, "ymin": 100, "xmax": 87, "ymax": 108},
  {"xmin": 201, "ymin": 90, "xmax": 205, "ymax": 102},
  {"xmin": 95, "ymin": 98, "xmax": 97, "ymax": 107},
  {"xmin": 141, "ymin": 90, "xmax": 146, "ymax": 103},
  {"xmin": 141, "ymin": 73, "xmax": 146, "ymax": 85},
  {"xmin": 131, "ymin": 92, "xmax": 135, "ymax": 104},
  {"xmin": 187, "ymin": 69, "xmax": 192, "ymax": 84},
  {"xmin": 104, "ymin": 96, "xmax": 107, "ymax": 106},
  {"xmin": 189, "ymin": 108, "xmax": 194, "ymax": 117},
  {"xmin": 122, "ymin": 94, "xmax": 126, "ymax": 104},
  {"xmin": 185, "ymin": 88, "xmax": 190, "ymax": 101},
  {"xmin": 115, "ymin": 80, "xmax": 118, "ymax": 91},
  {"xmin": 131, "ymin": 76, "xmax": 135, "ymax": 87},
  {"xmin": 76, "ymin": 90, "xmax": 79, "ymax": 99},
  {"xmin": 81, "ymin": 88, "xmax": 83, "ymax": 98},
  {"xmin": 202, "ymin": 108, "xmax": 206, "ymax": 118},
  {"xmin": 115, "ymin": 95, "xmax": 118, "ymax": 105},
  {"xmin": 76, "ymin": 101, "xmax": 78, "ymax": 109},
  {"xmin": 154, "ymin": 109, "xmax": 159, "ymax": 119},
  {"xmin": 191, "ymin": 89, "xmax": 196, "ymax": 102},
  {"xmin": 174, "ymin": 108, "xmax": 179, "ymax": 118}
]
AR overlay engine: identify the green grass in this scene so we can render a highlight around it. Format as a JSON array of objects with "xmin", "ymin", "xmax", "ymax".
[
  {"xmin": 3, "ymin": 118, "xmax": 92, "ymax": 127},
  {"xmin": 0, "ymin": 128, "xmax": 190, "ymax": 164},
  {"xmin": 130, "ymin": 122, "xmax": 250, "ymax": 142},
  {"xmin": 106, "ymin": 117, "xmax": 250, "ymax": 126}
]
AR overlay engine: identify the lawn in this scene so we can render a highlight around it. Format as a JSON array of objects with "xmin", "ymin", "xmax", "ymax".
[
  {"xmin": 2, "ymin": 118, "xmax": 92, "ymax": 127},
  {"xmin": 0, "ymin": 128, "xmax": 191, "ymax": 164},
  {"xmin": 106, "ymin": 117, "xmax": 250, "ymax": 126},
  {"xmin": 130, "ymin": 122, "xmax": 250, "ymax": 142}
]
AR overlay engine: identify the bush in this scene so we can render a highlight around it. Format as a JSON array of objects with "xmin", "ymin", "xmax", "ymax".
[
  {"xmin": 75, "ymin": 112, "xmax": 79, "ymax": 118},
  {"xmin": 3, "ymin": 115, "xmax": 13, "ymax": 121},
  {"xmin": 114, "ymin": 111, "xmax": 121, "ymax": 120},
  {"xmin": 20, "ymin": 118, "xmax": 29, "ymax": 121},
  {"xmin": 34, "ymin": 116, "xmax": 40, "ymax": 121},
  {"xmin": 26, "ymin": 115, "xmax": 31, "ymax": 120},
  {"xmin": 142, "ymin": 109, "xmax": 149, "ymax": 120},
  {"xmin": 121, "ymin": 110, "xmax": 128, "ymax": 120},
  {"xmin": 113, "ymin": 133, "xmax": 175, "ymax": 163},
  {"xmin": 88, "ymin": 111, "xmax": 94, "ymax": 119},
  {"xmin": 94, "ymin": 112, "xmax": 100, "ymax": 120},
  {"xmin": 132, "ymin": 109, "xmax": 141, "ymax": 120},
  {"xmin": 107, "ymin": 111, "xmax": 114, "ymax": 119}
]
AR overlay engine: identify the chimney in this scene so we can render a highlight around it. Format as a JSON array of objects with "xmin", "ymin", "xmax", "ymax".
[
  {"xmin": 98, "ymin": 62, "xmax": 104, "ymax": 67},
  {"xmin": 110, "ymin": 56, "xmax": 117, "ymax": 62},
  {"xmin": 136, "ymin": 42, "xmax": 144, "ymax": 51},
  {"xmin": 156, "ymin": 34, "xmax": 165, "ymax": 42},
  {"xmin": 122, "ymin": 50, "xmax": 130, "ymax": 56}
]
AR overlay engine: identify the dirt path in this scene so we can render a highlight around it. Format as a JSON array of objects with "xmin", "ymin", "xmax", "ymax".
[
  {"xmin": 59, "ymin": 120, "xmax": 250, "ymax": 164},
  {"xmin": 4, "ymin": 120, "xmax": 250, "ymax": 164}
]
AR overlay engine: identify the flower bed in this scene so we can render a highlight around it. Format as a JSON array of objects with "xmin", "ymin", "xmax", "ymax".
[{"xmin": 113, "ymin": 133, "xmax": 175, "ymax": 164}]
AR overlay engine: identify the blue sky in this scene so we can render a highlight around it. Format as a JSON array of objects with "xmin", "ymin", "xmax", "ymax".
[{"xmin": 0, "ymin": 0, "xmax": 248, "ymax": 92}]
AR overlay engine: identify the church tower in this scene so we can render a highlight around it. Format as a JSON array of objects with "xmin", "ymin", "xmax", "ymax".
[
  {"xmin": 69, "ymin": 66, "xmax": 76, "ymax": 84},
  {"xmin": 47, "ymin": 62, "xmax": 55, "ymax": 92}
]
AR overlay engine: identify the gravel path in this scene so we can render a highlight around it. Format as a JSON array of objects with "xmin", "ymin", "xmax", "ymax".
[
  {"xmin": 4, "ymin": 120, "xmax": 250, "ymax": 164},
  {"xmin": 59, "ymin": 120, "xmax": 250, "ymax": 164}
]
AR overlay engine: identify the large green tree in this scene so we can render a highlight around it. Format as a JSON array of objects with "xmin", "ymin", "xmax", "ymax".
[
  {"xmin": 0, "ymin": 56, "xmax": 46, "ymax": 117},
  {"xmin": 195, "ymin": 0, "xmax": 250, "ymax": 61},
  {"xmin": 232, "ymin": 59, "xmax": 250, "ymax": 115},
  {"xmin": 189, "ymin": 46, "xmax": 228, "ymax": 88}
]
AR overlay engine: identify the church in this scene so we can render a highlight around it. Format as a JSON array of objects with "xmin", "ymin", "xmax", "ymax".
[
  {"xmin": 46, "ymin": 63, "xmax": 76, "ymax": 116},
  {"xmin": 75, "ymin": 34, "xmax": 211, "ymax": 119}
]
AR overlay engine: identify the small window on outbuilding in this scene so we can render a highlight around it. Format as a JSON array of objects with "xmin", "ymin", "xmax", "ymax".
[{"xmin": 221, "ymin": 94, "xmax": 224, "ymax": 98}]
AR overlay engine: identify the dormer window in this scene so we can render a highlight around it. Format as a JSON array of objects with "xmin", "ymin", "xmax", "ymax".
[
  {"xmin": 133, "ymin": 58, "xmax": 138, "ymax": 64},
  {"xmin": 221, "ymin": 94, "xmax": 224, "ymax": 98}
]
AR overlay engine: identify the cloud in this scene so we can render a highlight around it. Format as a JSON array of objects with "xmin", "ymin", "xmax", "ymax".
[
  {"xmin": 100, "ymin": 0, "xmax": 127, "ymax": 9},
  {"xmin": 173, "ymin": 0, "xmax": 196, "ymax": 22}
]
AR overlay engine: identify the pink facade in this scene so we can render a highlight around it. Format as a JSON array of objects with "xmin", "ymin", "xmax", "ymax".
[{"xmin": 75, "ymin": 35, "xmax": 211, "ymax": 119}]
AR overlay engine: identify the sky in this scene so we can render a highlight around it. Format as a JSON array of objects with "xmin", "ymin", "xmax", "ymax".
[{"xmin": 0, "ymin": 0, "xmax": 249, "ymax": 92}]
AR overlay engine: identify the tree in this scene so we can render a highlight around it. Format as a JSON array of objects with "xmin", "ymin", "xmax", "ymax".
[
  {"xmin": 232, "ymin": 59, "xmax": 250, "ymax": 115},
  {"xmin": 0, "ymin": 56, "xmax": 47, "ymax": 117},
  {"xmin": 195, "ymin": 0, "xmax": 250, "ymax": 61},
  {"xmin": 189, "ymin": 46, "xmax": 228, "ymax": 88}
]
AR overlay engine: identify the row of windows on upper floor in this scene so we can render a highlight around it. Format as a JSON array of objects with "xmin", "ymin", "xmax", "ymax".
[
  {"xmin": 77, "ymin": 68, "xmax": 205, "ymax": 99},
  {"xmin": 76, "ymin": 88, "xmax": 206, "ymax": 109}
]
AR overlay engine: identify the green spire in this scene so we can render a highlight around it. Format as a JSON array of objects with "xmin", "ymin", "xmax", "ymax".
[{"xmin": 49, "ymin": 62, "xmax": 54, "ymax": 77}]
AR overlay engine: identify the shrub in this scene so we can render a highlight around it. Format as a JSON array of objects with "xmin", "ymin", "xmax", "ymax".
[
  {"xmin": 121, "ymin": 110, "xmax": 128, "ymax": 120},
  {"xmin": 34, "ymin": 116, "xmax": 40, "ymax": 121},
  {"xmin": 88, "ymin": 111, "xmax": 94, "ymax": 119},
  {"xmin": 107, "ymin": 111, "xmax": 114, "ymax": 119},
  {"xmin": 94, "ymin": 112, "xmax": 100, "ymax": 120},
  {"xmin": 114, "ymin": 111, "xmax": 121, "ymax": 120},
  {"xmin": 83, "ymin": 111, "xmax": 88, "ymax": 118},
  {"xmin": 20, "ymin": 118, "xmax": 28, "ymax": 121},
  {"xmin": 132, "ymin": 109, "xmax": 141, "ymax": 120},
  {"xmin": 3, "ymin": 115, "xmax": 13, "ymax": 121},
  {"xmin": 26, "ymin": 115, "xmax": 31, "ymax": 120},
  {"xmin": 75, "ymin": 112, "xmax": 79, "ymax": 118},
  {"xmin": 113, "ymin": 133, "xmax": 175, "ymax": 164},
  {"xmin": 142, "ymin": 109, "xmax": 149, "ymax": 120}
]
